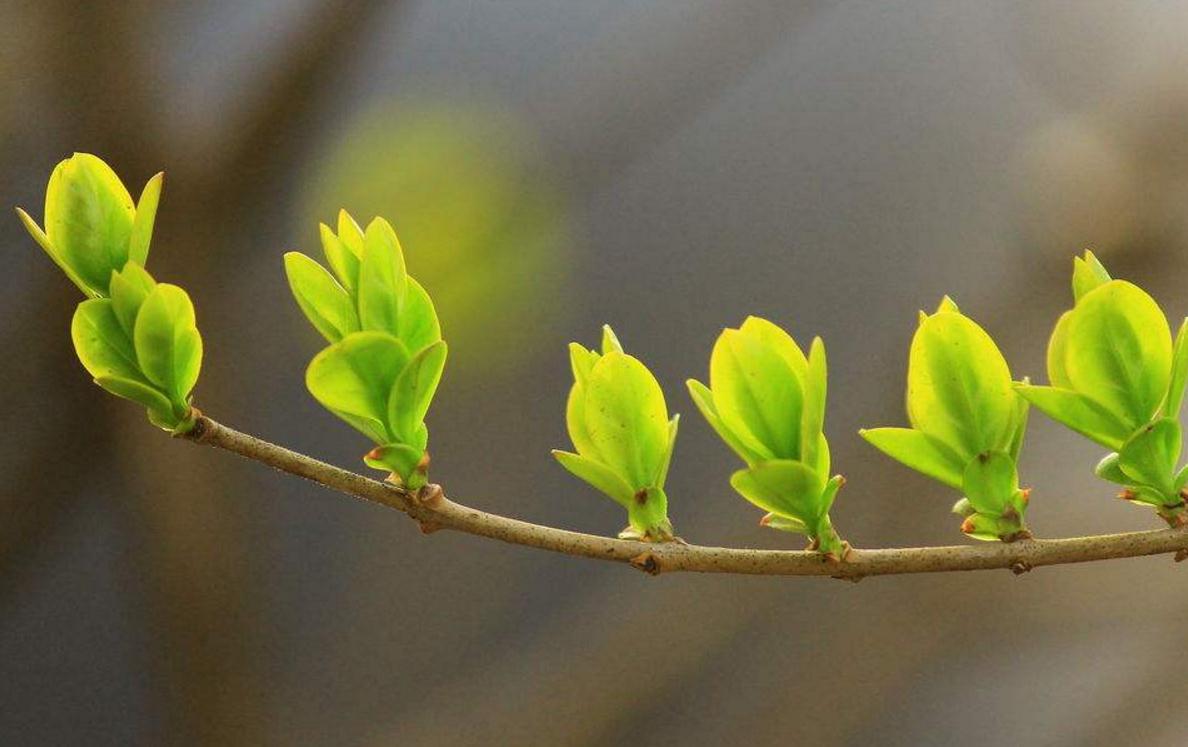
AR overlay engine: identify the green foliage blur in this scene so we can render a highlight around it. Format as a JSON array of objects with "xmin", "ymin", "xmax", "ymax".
[{"xmin": 301, "ymin": 102, "xmax": 569, "ymax": 375}]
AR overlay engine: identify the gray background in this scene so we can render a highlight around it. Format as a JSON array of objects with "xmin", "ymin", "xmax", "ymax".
[{"xmin": 4, "ymin": 1, "xmax": 1188, "ymax": 744}]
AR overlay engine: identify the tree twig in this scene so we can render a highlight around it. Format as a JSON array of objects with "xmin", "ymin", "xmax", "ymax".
[{"xmin": 185, "ymin": 414, "xmax": 1188, "ymax": 579}]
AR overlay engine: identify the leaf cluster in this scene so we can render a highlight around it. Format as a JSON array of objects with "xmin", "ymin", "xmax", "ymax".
[
  {"xmin": 1017, "ymin": 252, "xmax": 1188, "ymax": 523},
  {"xmin": 861, "ymin": 298, "xmax": 1031, "ymax": 541},
  {"xmin": 688, "ymin": 317, "xmax": 845, "ymax": 555},
  {"xmin": 552, "ymin": 326, "xmax": 678, "ymax": 540},
  {"xmin": 17, "ymin": 154, "xmax": 201, "ymax": 431},
  {"xmin": 285, "ymin": 212, "xmax": 446, "ymax": 488}
]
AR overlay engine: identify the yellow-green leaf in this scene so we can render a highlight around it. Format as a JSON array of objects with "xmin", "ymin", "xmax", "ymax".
[
  {"xmin": 686, "ymin": 378, "xmax": 771, "ymax": 465},
  {"xmin": 72, "ymin": 298, "xmax": 144, "ymax": 382},
  {"xmin": 730, "ymin": 459, "xmax": 825, "ymax": 525},
  {"xmin": 356, "ymin": 217, "xmax": 408, "ymax": 333},
  {"xmin": 859, "ymin": 426, "xmax": 965, "ymax": 490},
  {"xmin": 388, "ymin": 340, "xmax": 447, "ymax": 442},
  {"xmin": 907, "ymin": 310, "xmax": 1014, "ymax": 458},
  {"xmin": 284, "ymin": 252, "xmax": 360, "ymax": 343},
  {"xmin": 306, "ymin": 331, "xmax": 409, "ymax": 444},
  {"xmin": 1014, "ymin": 384, "xmax": 1130, "ymax": 451},
  {"xmin": 109, "ymin": 262, "xmax": 157, "ymax": 337},
  {"xmin": 710, "ymin": 327, "xmax": 802, "ymax": 459},
  {"xmin": 133, "ymin": 284, "xmax": 202, "ymax": 404},
  {"xmin": 1063, "ymin": 280, "xmax": 1171, "ymax": 429},
  {"xmin": 582, "ymin": 351, "xmax": 670, "ymax": 488},
  {"xmin": 552, "ymin": 451, "xmax": 635, "ymax": 508},
  {"xmin": 128, "ymin": 171, "xmax": 163, "ymax": 266},
  {"xmin": 44, "ymin": 153, "xmax": 136, "ymax": 295}
]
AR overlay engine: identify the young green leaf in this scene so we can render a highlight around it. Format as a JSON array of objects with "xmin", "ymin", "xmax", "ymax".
[
  {"xmin": 686, "ymin": 378, "xmax": 770, "ymax": 465},
  {"xmin": 364, "ymin": 443, "xmax": 425, "ymax": 482},
  {"xmin": 72, "ymin": 298, "xmax": 146, "ymax": 383},
  {"xmin": 552, "ymin": 451, "xmax": 635, "ymax": 508},
  {"xmin": 738, "ymin": 316, "xmax": 808, "ymax": 379},
  {"xmin": 1062, "ymin": 281, "xmax": 1171, "ymax": 429},
  {"xmin": 800, "ymin": 336, "xmax": 827, "ymax": 470},
  {"xmin": 356, "ymin": 218, "xmax": 409, "ymax": 333},
  {"xmin": 305, "ymin": 331, "xmax": 410, "ymax": 444},
  {"xmin": 1094, "ymin": 453, "xmax": 1129, "ymax": 485},
  {"xmin": 396, "ymin": 278, "xmax": 443, "ymax": 355},
  {"xmin": 730, "ymin": 459, "xmax": 825, "ymax": 526},
  {"xmin": 1117, "ymin": 418, "xmax": 1181, "ymax": 497},
  {"xmin": 907, "ymin": 310, "xmax": 1015, "ymax": 459},
  {"xmin": 1046, "ymin": 312, "xmax": 1074, "ymax": 389},
  {"xmin": 43, "ymin": 153, "xmax": 136, "ymax": 295},
  {"xmin": 17, "ymin": 154, "xmax": 167, "ymax": 298},
  {"xmin": 94, "ymin": 375, "xmax": 175, "ymax": 426},
  {"xmin": 388, "ymin": 340, "xmax": 448, "ymax": 443},
  {"xmin": 73, "ymin": 298, "xmax": 187, "ymax": 429},
  {"xmin": 16, "ymin": 207, "xmax": 97, "ymax": 298},
  {"xmin": 601, "ymin": 324, "xmax": 623, "ymax": 354},
  {"xmin": 284, "ymin": 252, "xmax": 360, "ymax": 343},
  {"xmin": 128, "ymin": 172, "xmax": 163, "ymax": 267},
  {"xmin": 1014, "ymin": 384, "xmax": 1130, "ymax": 451},
  {"xmin": 653, "ymin": 415, "xmax": 680, "ymax": 489},
  {"xmin": 961, "ymin": 452, "xmax": 1017, "ymax": 516},
  {"xmin": 1071, "ymin": 249, "xmax": 1111, "ymax": 302},
  {"xmin": 1164, "ymin": 318, "xmax": 1188, "ymax": 419},
  {"xmin": 709, "ymin": 327, "xmax": 802, "ymax": 459},
  {"xmin": 133, "ymin": 284, "xmax": 202, "ymax": 405},
  {"xmin": 320, "ymin": 223, "xmax": 360, "ymax": 292},
  {"xmin": 337, "ymin": 209, "xmax": 365, "ymax": 256},
  {"xmin": 583, "ymin": 352, "xmax": 670, "ymax": 489},
  {"xmin": 569, "ymin": 343, "xmax": 599, "ymax": 386},
  {"xmin": 859, "ymin": 427, "xmax": 964, "ymax": 490},
  {"xmin": 1006, "ymin": 381, "xmax": 1030, "ymax": 463},
  {"xmin": 109, "ymin": 262, "xmax": 157, "ymax": 338}
]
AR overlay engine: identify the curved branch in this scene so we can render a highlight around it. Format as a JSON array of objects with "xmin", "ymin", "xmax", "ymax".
[{"xmin": 185, "ymin": 415, "xmax": 1188, "ymax": 579}]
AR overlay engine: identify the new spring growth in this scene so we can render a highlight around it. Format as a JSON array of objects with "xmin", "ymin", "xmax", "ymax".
[
  {"xmin": 16, "ymin": 154, "xmax": 202, "ymax": 432},
  {"xmin": 553, "ymin": 326, "xmax": 679, "ymax": 541},
  {"xmin": 861, "ymin": 298, "xmax": 1032, "ymax": 542},
  {"xmin": 285, "ymin": 211, "xmax": 446, "ymax": 489},
  {"xmin": 687, "ymin": 317, "xmax": 848, "ymax": 558},
  {"xmin": 1017, "ymin": 251, "xmax": 1188, "ymax": 526}
]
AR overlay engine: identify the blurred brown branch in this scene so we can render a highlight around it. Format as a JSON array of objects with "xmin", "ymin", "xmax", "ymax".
[{"xmin": 186, "ymin": 414, "xmax": 1188, "ymax": 579}]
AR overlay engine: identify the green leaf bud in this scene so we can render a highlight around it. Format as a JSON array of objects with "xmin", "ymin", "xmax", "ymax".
[
  {"xmin": 553, "ymin": 326, "xmax": 677, "ymax": 541},
  {"xmin": 17, "ymin": 153, "xmax": 162, "ymax": 298},
  {"xmin": 861, "ymin": 299, "xmax": 1031, "ymax": 541},
  {"xmin": 689, "ymin": 317, "xmax": 845, "ymax": 554},
  {"xmin": 1019, "ymin": 254, "xmax": 1188, "ymax": 524}
]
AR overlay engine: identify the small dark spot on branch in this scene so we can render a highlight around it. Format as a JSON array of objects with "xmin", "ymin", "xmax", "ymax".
[{"xmin": 630, "ymin": 552, "xmax": 662, "ymax": 575}]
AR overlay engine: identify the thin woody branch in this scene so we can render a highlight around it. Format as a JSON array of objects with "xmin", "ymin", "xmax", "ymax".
[{"xmin": 185, "ymin": 415, "xmax": 1188, "ymax": 579}]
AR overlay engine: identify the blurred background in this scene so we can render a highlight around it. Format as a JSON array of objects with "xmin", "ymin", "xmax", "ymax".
[{"xmin": 4, "ymin": 1, "xmax": 1188, "ymax": 744}]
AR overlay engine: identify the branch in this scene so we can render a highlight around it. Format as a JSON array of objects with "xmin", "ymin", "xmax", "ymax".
[{"xmin": 184, "ymin": 415, "xmax": 1188, "ymax": 580}]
